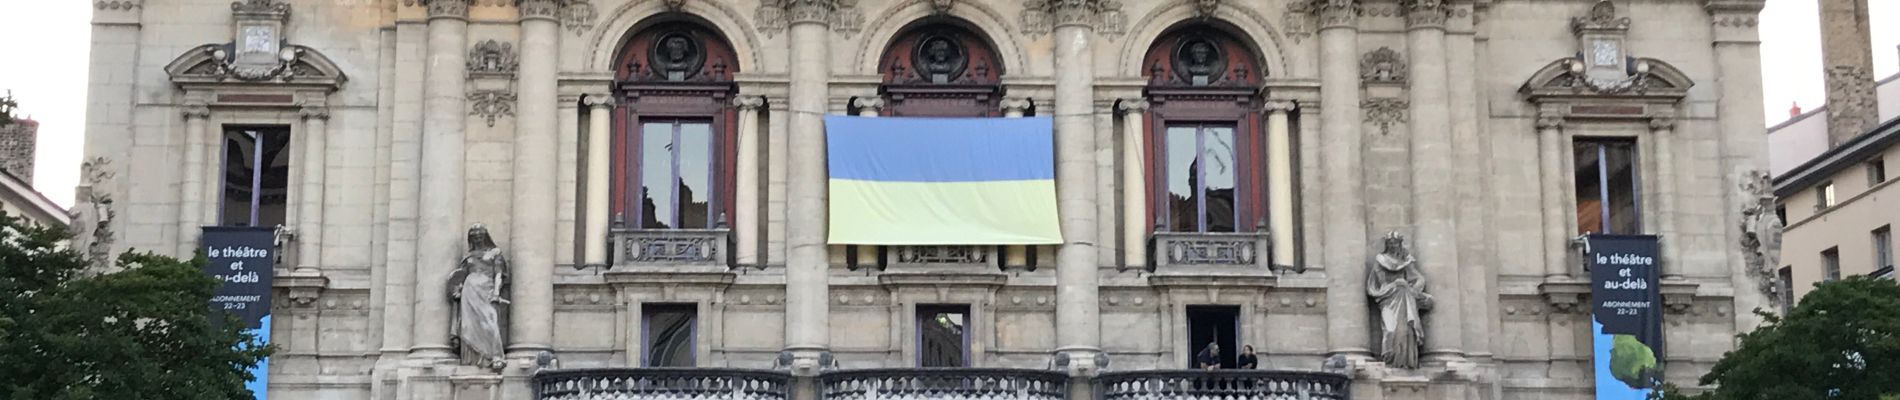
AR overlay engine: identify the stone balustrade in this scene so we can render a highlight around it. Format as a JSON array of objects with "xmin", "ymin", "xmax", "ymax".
[
  {"xmin": 818, "ymin": 368, "xmax": 1068, "ymax": 400},
  {"xmin": 531, "ymin": 368, "xmax": 792, "ymax": 400},
  {"xmin": 610, "ymin": 228, "xmax": 732, "ymax": 268},
  {"xmin": 1150, "ymin": 231, "xmax": 1274, "ymax": 272},
  {"xmin": 1095, "ymin": 370, "xmax": 1351, "ymax": 400}
]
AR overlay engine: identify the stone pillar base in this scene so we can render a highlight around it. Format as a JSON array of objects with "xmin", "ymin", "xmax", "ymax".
[
  {"xmin": 384, "ymin": 360, "xmax": 535, "ymax": 400},
  {"xmin": 1348, "ymin": 360, "xmax": 1492, "ymax": 400}
]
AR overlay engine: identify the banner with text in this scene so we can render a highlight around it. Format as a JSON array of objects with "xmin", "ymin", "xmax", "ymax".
[
  {"xmin": 202, "ymin": 226, "xmax": 275, "ymax": 400},
  {"xmin": 1586, "ymin": 234, "xmax": 1664, "ymax": 400}
]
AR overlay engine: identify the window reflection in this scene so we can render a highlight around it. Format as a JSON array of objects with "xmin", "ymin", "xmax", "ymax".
[
  {"xmin": 220, "ymin": 126, "xmax": 291, "ymax": 227},
  {"xmin": 1574, "ymin": 139, "xmax": 1640, "ymax": 235},
  {"xmin": 1164, "ymin": 123, "xmax": 1240, "ymax": 233},
  {"xmin": 637, "ymin": 120, "xmax": 715, "ymax": 229}
]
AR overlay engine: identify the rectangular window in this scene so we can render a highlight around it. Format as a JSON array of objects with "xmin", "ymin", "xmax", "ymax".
[
  {"xmin": 1574, "ymin": 139, "xmax": 1640, "ymax": 234},
  {"xmin": 1778, "ymin": 266, "xmax": 1794, "ymax": 313},
  {"xmin": 1822, "ymin": 247, "xmax": 1841, "ymax": 282},
  {"xmin": 635, "ymin": 119, "xmax": 715, "ymax": 229},
  {"xmin": 1869, "ymin": 158, "xmax": 1888, "ymax": 186},
  {"xmin": 1775, "ymin": 204, "xmax": 1788, "ymax": 225},
  {"xmin": 1817, "ymin": 182, "xmax": 1836, "ymax": 209},
  {"xmin": 1163, "ymin": 123, "xmax": 1239, "ymax": 233},
  {"xmin": 916, "ymin": 305, "xmax": 969, "ymax": 367},
  {"xmin": 219, "ymin": 126, "xmax": 292, "ymax": 227},
  {"xmin": 643, "ymin": 304, "xmax": 697, "ymax": 367},
  {"xmin": 1874, "ymin": 226, "xmax": 1893, "ymax": 272}
]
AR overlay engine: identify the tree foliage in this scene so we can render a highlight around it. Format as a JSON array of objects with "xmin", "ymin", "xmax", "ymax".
[
  {"xmin": 0, "ymin": 211, "xmax": 272, "ymax": 399},
  {"xmin": 1665, "ymin": 277, "xmax": 1900, "ymax": 400}
]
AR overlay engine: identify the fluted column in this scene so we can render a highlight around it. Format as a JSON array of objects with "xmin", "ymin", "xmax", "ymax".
[
  {"xmin": 509, "ymin": 0, "xmax": 561, "ymax": 356},
  {"xmin": 783, "ymin": 0, "xmax": 836, "ymax": 371},
  {"xmin": 1048, "ymin": 2, "xmax": 1102, "ymax": 375},
  {"xmin": 583, "ymin": 95, "xmax": 615, "ymax": 267},
  {"xmin": 1263, "ymin": 100, "xmax": 1296, "ymax": 268},
  {"xmin": 1536, "ymin": 111, "xmax": 1569, "ymax": 279},
  {"xmin": 177, "ymin": 104, "xmax": 211, "ymax": 256},
  {"xmin": 1118, "ymin": 99, "xmax": 1149, "ymax": 269},
  {"xmin": 1403, "ymin": 0, "xmax": 1462, "ymax": 361},
  {"xmin": 1316, "ymin": 0, "xmax": 1370, "ymax": 357},
  {"xmin": 410, "ymin": 0, "xmax": 469, "ymax": 358},
  {"xmin": 297, "ymin": 105, "xmax": 330, "ymax": 275},
  {"xmin": 735, "ymin": 96, "xmax": 766, "ymax": 266}
]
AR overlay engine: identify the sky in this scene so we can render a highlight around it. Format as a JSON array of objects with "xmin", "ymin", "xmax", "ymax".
[{"xmin": 0, "ymin": 1, "xmax": 1896, "ymax": 209}]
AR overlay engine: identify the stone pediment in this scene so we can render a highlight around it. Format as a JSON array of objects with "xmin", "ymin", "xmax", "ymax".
[
  {"xmin": 165, "ymin": 43, "xmax": 347, "ymax": 90},
  {"xmin": 1518, "ymin": 56, "xmax": 1691, "ymax": 102}
]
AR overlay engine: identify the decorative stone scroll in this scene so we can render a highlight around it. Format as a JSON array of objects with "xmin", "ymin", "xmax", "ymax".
[
  {"xmin": 1361, "ymin": 97, "xmax": 1408, "ymax": 135},
  {"xmin": 467, "ymin": 89, "xmax": 517, "ymax": 127},
  {"xmin": 1019, "ymin": 0, "xmax": 1127, "ymax": 36}
]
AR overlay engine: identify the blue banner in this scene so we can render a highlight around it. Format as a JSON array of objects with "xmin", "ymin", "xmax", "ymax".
[
  {"xmin": 1585, "ymin": 234, "xmax": 1664, "ymax": 400},
  {"xmin": 203, "ymin": 226, "xmax": 276, "ymax": 400}
]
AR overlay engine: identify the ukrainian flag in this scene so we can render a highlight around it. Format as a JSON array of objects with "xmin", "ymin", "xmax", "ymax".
[{"xmin": 826, "ymin": 116, "xmax": 1063, "ymax": 245}]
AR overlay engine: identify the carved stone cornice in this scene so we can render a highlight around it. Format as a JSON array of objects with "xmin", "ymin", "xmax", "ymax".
[
  {"xmin": 422, "ymin": 0, "xmax": 469, "ymax": 19},
  {"xmin": 732, "ymin": 95, "xmax": 766, "ymax": 111},
  {"xmin": 299, "ymin": 105, "xmax": 330, "ymax": 120},
  {"xmin": 516, "ymin": 0, "xmax": 561, "ymax": 20},
  {"xmin": 182, "ymin": 104, "xmax": 212, "ymax": 119},
  {"xmin": 1401, "ymin": 0, "xmax": 1447, "ymax": 28},
  {"xmin": 1020, "ymin": 0, "xmax": 1127, "ymax": 35}
]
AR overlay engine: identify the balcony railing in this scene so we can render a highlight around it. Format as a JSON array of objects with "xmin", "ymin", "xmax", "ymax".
[
  {"xmin": 1150, "ymin": 231, "xmax": 1273, "ymax": 272},
  {"xmin": 532, "ymin": 368, "xmax": 791, "ymax": 400},
  {"xmin": 610, "ymin": 228, "xmax": 731, "ymax": 268},
  {"xmin": 819, "ymin": 368, "xmax": 1068, "ymax": 400},
  {"xmin": 1095, "ymin": 370, "xmax": 1351, "ymax": 400}
]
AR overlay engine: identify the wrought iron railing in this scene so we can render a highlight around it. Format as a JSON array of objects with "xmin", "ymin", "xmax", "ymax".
[
  {"xmin": 1094, "ymin": 370, "xmax": 1351, "ymax": 400},
  {"xmin": 610, "ymin": 228, "xmax": 731, "ymax": 268},
  {"xmin": 531, "ymin": 368, "xmax": 791, "ymax": 400},
  {"xmin": 819, "ymin": 368, "xmax": 1068, "ymax": 400}
]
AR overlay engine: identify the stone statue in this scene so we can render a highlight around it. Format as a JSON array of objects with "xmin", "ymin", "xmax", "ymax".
[
  {"xmin": 449, "ymin": 224, "xmax": 510, "ymax": 370},
  {"xmin": 1739, "ymin": 170, "xmax": 1785, "ymax": 309},
  {"xmin": 1367, "ymin": 231, "xmax": 1432, "ymax": 369}
]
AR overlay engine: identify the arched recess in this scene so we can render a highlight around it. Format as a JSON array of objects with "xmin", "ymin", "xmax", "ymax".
[
  {"xmin": 1117, "ymin": 4, "xmax": 1286, "ymax": 79},
  {"xmin": 1139, "ymin": 23, "xmax": 1268, "ymax": 235},
  {"xmin": 852, "ymin": 1, "xmax": 1028, "ymax": 78},
  {"xmin": 608, "ymin": 19, "xmax": 742, "ymax": 231},
  {"xmin": 587, "ymin": 1, "xmax": 761, "ymax": 74},
  {"xmin": 874, "ymin": 18, "xmax": 1006, "ymax": 117}
]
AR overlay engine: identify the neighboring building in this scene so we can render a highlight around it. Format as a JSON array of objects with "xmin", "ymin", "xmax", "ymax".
[
  {"xmin": 79, "ymin": 0, "xmax": 1775, "ymax": 399},
  {"xmin": 1768, "ymin": 71, "xmax": 1900, "ymax": 176},
  {"xmin": 1776, "ymin": 116, "xmax": 1900, "ymax": 298},
  {"xmin": 0, "ymin": 117, "xmax": 69, "ymax": 229}
]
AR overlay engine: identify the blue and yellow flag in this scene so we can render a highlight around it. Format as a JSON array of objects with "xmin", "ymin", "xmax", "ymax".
[{"xmin": 825, "ymin": 116, "xmax": 1063, "ymax": 245}]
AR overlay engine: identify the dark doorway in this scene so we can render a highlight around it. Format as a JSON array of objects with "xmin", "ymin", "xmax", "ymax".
[
  {"xmin": 643, "ymin": 304, "xmax": 697, "ymax": 367},
  {"xmin": 1186, "ymin": 305, "xmax": 1240, "ymax": 369},
  {"xmin": 917, "ymin": 304, "xmax": 971, "ymax": 367}
]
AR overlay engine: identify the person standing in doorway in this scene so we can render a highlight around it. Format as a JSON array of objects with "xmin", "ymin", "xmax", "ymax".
[
  {"xmin": 1196, "ymin": 343, "xmax": 1222, "ymax": 370},
  {"xmin": 1238, "ymin": 345, "xmax": 1258, "ymax": 369}
]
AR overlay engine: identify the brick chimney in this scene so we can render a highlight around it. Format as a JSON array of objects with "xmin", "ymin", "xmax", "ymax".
[
  {"xmin": 1819, "ymin": 0, "xmax": 1878, "ymax": 147},
  {"xmin": 0, "ymin": 116, "xmax": 37, "ymax": 183}
]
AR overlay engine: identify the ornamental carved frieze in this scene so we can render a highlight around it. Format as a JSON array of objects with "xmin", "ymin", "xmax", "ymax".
[
  {"xmin": 612, "ymin": 230, "xmax": 729, "ymax": 267},
  {"xmin": 417, "ymin": 0, "xmax": 469, "ymax": 17},
  {"xmin": 468, "ymin": 89, "xmax": 517, "ymax": 127},
  {"xmin": 517, "ymin": 0, "xmax": 562, "ymax": 19},
  {"xmin": 894, "ymin": 245, "xmax": 989, "ymax": 265},
  {"xmin": 95, "ymin": 0, "xmax": 141, "ymax": 10},
  {"xmin": 467, "ymin": 40, "xmax": 519, "ymax": 77},
  {"xmin": 1361, "ymin": 97, "xmax": 1408, "ymax": 135},
  {"xmin": 1360, "ymin": 47, "xmax": 1406, "ymax": 84},
  {"xmin": 755, "ymin": 0, "xmax": 864, "ymax": 38},
  {"xmin": 1020, "ymin": 0, "xmax": 1127, "ymax": 36},
  {"xmin": 563, "ymin": 0, "xmax": 598, "ymax": 35}
]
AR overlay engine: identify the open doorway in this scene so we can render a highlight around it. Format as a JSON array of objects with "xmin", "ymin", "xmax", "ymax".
[
  {"xmin": 1186, "ymin": 305, "xmax": 1240, "ymax": 369},
  {"xmin": 917, "ymin": 304, "xmax": 971, "ymax": 367}
]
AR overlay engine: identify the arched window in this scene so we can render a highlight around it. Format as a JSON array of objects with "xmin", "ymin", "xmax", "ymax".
[
  {"xmin": 611, "ymin": 21, "xmax": 740, "ymax": 230},
  {"xmin": 875, "ymin": 20, "xmax": 1004, "ymax": 117},
  {"xmin": 1141, "ymin": 25, "xmax": 1264, "ymax": 233}
]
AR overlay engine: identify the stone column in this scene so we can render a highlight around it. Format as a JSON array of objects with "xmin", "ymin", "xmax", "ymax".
[
  {"xmin": 583, "ymin": 95, "xmax": 615, "ymax": 267},
  {"xmin": 1048, "ymin": 2, "xmax": 1103, "ymax": 377},
  {"xmin": 411, "ymin": 0, "xmax": 469, "ymax": 358},
  {"xmin": 1118, "ymin": 99, "xmax": 1148, "ymax": 269},
  {"xmin": 734, "ymin": 96, "xmax": 766, "ymax": 266},
  {"xmin": 381, "ymin": 18, "xmax": 428, "ymax": 359},
  {"xmin": 1650, "ymin": 113, "xmax": 1681, "ymax": 280},
  {"xmin": 1000, "ymin": 98, "xmax": 1035, "ymax": 268},
  {"xmin": 1262, "ymin": 100, "xmax": 1296, "ymax": 268},
  {"xmin": 509, "ymin": 0, "xmax": 561, "ymax": 356},
  {"xmin": 1316, "ymin": 0, "xmax": 1371, "ymax": 357},
  {"xmin": 852, "ymin": 98, "xmax": 882, "ymax": 267},
  {"xmin": 1709, "ymin": 0, "xmax": 1771, "ymax": 330},
  {"xmin": 297, "ymin": 105, "xmax": 330, "ymax": 275},
  {"xmin": 1403, "ymin": 0, "xmax": 1462, "ymax": 361},
  {"xmin": 1536, "ymin": 111, "xmax": 1569, "ymax": 280},
  {"xmin": 782, "ymin": 0, "xmax": 836, "ymax": 371},
  {"xmin": 177, "ymin": 104, "xmax": 211, "ymax": 256}
]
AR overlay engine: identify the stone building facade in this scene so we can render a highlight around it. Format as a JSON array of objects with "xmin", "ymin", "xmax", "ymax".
[{"xmin": 77, "ymin": 0, "xmax": 1774, "ymax": 398}]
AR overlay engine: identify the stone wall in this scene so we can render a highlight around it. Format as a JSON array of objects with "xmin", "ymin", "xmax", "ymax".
[{"xmin": 0, "ymin": 119, "xmax": 35, "ymax": 182}]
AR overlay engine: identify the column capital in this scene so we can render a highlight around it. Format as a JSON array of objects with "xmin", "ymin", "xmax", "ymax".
[
  {"xmin": 1024, "ymin": 0, "xmax": 1121, "ymax": 31},
  {"xmin": 584, "ymin": 94, "xmax": 616, "ymax": 108},
  {"xmin": 299, "ymin": 105, "xmax": 330, "ymax": 121},
  {"xmin": 1117, "ymin": 99, "xmax": 1149, "ymax": 114},
  {"xmin": 1648, "ymin": 114, "xmax": 1677, "ymax": 131},
  {"xmin": 772, "ymin": 0, "xmax": 838, "ymax": 26},
  {"xmin": 1535, "ymin": 113, "xmax": 1564, "ymax": 130},
  {"xmin": 420, "ymin": 0, "xmax": 469, "ymax": 19},
  {"xmin": 1402, "ymin": 0, "xmax": 1448, "ymax": 28},
  {"xmin": 182, "ymin": 104, "xmax": 212, "ymax": 119},
  {"xmin": 558, "ymin": 93, "xmax": 585, "ymax": 104},
  {"xmin": 1262, "ymin": 99, "xmax": 1298, "ymax": 113},
  {"xmin": 516, "ymin": 0, "xmax": 561, "ymax": 21},
  {"xmin": 1293, "ymin": 0, "xmax": 1360, "ymax": 29},
  {"xmin": 854, "ymin": 97, "xmax": 885, "ymax": 112},
  {"xmin": 1000, "ymin": 98, "xmax": 1035, "ymax": 114},
  {"xmin": 732, "ymin": 95, "xmax": 767, "ymax": 111}
]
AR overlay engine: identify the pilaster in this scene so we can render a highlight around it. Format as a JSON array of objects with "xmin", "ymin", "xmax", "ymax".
[
  {"xmin": 297, "ymin": 104, "xmax": 330, "ymax": 275},
  {"xmin": 509, "ymin": 0, "xmax": 561, "ymax": 357},
  {"xmin": 1314, "ymin": 0, "xmax": 1371, "ymax": 358},
  {"xmin": 411, "ymin": 0, "xmax": 470, "ymax": 360},
  {"xmin": 1403, "ymin": 0, "xmax": 1463, "ymax": 362},
  {"xmin": 177, "ymin": 104, "xmax": 212, "ymax": 257}
]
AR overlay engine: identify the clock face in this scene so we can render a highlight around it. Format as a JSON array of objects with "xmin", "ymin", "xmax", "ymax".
[
  {"xmin": 240, "ymin": 25, "xmax": 278, "ymax": 55},
  {"xmin": 1591, "ymin": 40, "xmax": 1620, "ymax": 67}
]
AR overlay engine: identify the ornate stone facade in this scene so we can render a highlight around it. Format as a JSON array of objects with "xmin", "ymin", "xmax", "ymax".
[{"xmin": 81, "ymin": 0, "xmax": 1773, "ymax": 399}]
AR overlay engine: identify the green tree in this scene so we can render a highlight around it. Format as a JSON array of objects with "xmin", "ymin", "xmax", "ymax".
[
  {"xmin": 0, "ymin": 211, "xmax": 272, "ymax": 399},
  {"xmin": 1662, "ymin": 277, "xmax": 1900, "ymax": 400}
]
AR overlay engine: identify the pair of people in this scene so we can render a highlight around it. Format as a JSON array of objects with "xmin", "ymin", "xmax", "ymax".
[{"xmin": 1195, "ymin": 343, "xmax": 1258, "ymax": 370}]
